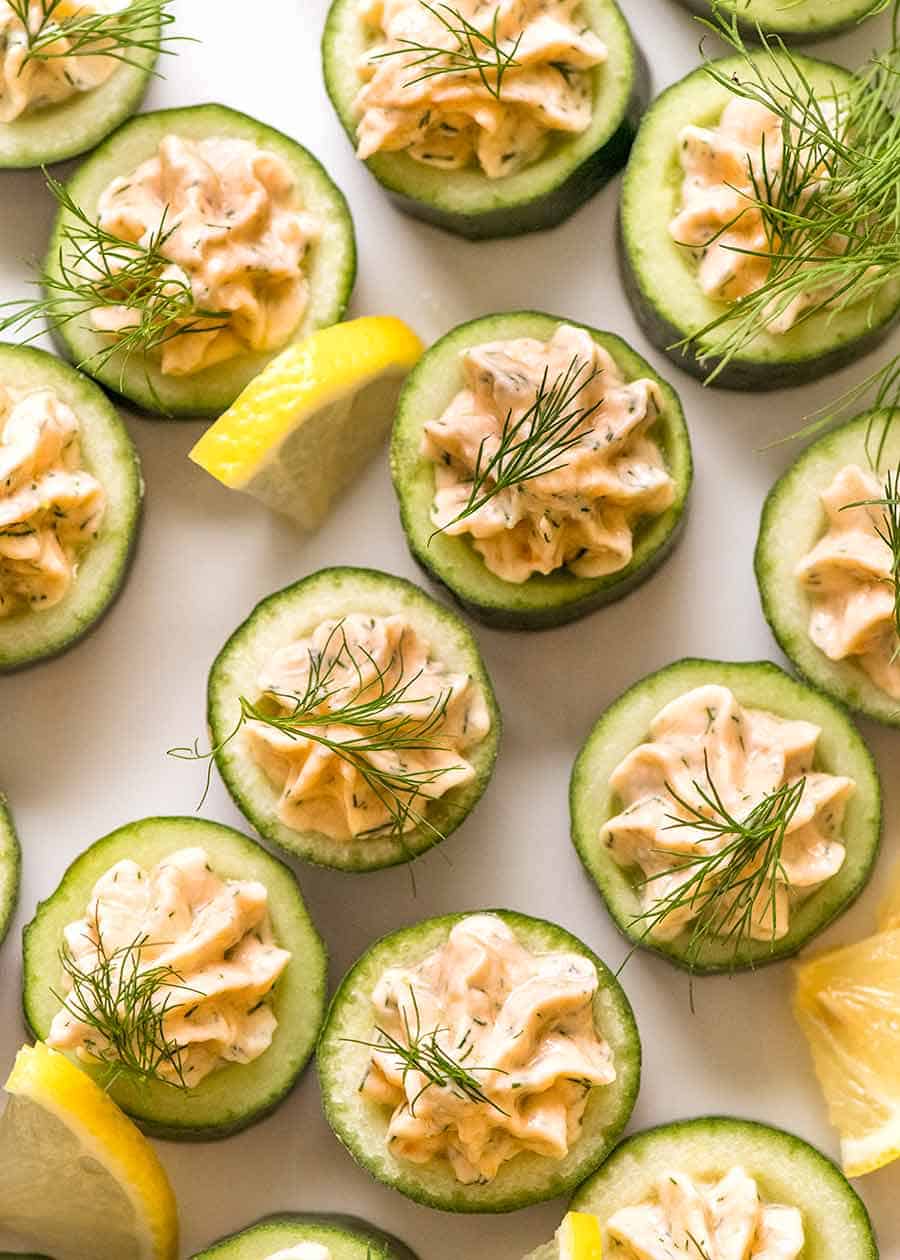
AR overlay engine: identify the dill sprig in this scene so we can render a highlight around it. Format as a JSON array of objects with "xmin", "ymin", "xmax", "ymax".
[
  {"xmin": 51, "ymin": 933, "xmax": 200, "ymax": 1090},
  {"xmin": 842, "ymin": 466, "xmax": 900, "ymax": 656},
  {"xmin": 370, "ymin": 0, "xmax": 522, "ymax": 101},
  {"xmin": 676, "ymin": 5, "xmax": 900, "ymax": 445},
  {"xmin": 628, "ymin": 754, "xmax": 807, "ymax": 973},
  {"xmin": 432, "ymin": 354, "xmax": 602, "ymax": 537},
  {"xmin": 169, "ymin": 620, "xmax": 464, "ymax": 847},
  {"xmin": 6, "ymin": 0, "xmax": 186, "ymax": 72},
  {"xmin": 0, "ymin": 172, "xmax": 228, "ymax": 389},
  {"xmin": 344, "ymin": 986, "xmax": 508, "ymax": 1116}
]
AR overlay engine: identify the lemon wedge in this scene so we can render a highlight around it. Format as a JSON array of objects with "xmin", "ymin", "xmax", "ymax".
[
  {"xmin": 0, "ymin": 1042, "xmax": 178, "ymax": 1260},
  {"xmin": 556, "ymin": 1211, "xmax": 603, "ymax": 1259},
  {"xmin": 190, "ymin": 316, "xmax": 423, "ymax": 529},
  {"xmin": 795, "ymin": 921, "xmax": 900, "ymax": 1177}
]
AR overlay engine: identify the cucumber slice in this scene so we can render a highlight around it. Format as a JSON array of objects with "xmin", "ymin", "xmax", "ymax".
[
  {"xmin": 207, "ymin": 566, "xmax": 501, "ymax": 872},
  {"xmin": 0, "ymin": 344, "xmax": 142, "ymax": 672},
  {"xmin": 0, "ymin": 798, "xmax": 21, "ymax": 947},
  {"xmin": 0, "ymin": 2, "xmax": 158, "ymax": 169},
  {"xmin": 22, "ymin": 816, "xmax": 328, "ymax": 1141},
  {"xmin": 672, "ymin": 0, "xmax": 883, "ymax": 42},
  {"xmin": 322, "ymin": 0, "xmax": 646, "ymax": 239},
  {"xmin": 526, "ymin": 1117, "xmax": 877, "ymax": 1260},
  {"xmin": 317, "ymin": 910, "xmax": 641, "ymax": 1213},
  {"xmin": 391, "ymin": 311, "xmax": 692, "ymax": 630},
  {"xmin": 191, "ymin": 1214, "xmax": 419, "ymax": 1260},
  {"xmin": 756, "ymin": 409, "xmax": 900, "ymax": 727},
  {"xmin": 44, "ymin": 104, "xmax": 357, "ymax": 419},
  {"xmin": 570, "ymin": 658, "xmax": 881, "ymax": 973},
  {"xmin": 620, "ymin": 53, "xmax": 900, "ymax": 390}
]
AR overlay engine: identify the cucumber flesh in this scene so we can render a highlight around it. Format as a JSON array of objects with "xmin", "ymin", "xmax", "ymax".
[
  {"xmin": 570, "ymin": 658, "xmax": 881, "ymax": 973},
  {"xmin": 0, "ymin": 6, "xmax": 157, "ymax": 169},
  {"xmin": 673, "ymin": 0, "xmax": 884, "ymax": 41},
  {"xmin": 0, "ymin": 799, "xmax": 21, "ymax": 947},
  {"xmin": 756, "ymin": 409, "xmax": 900, "ymax": 726},
  {"xmin": 322, "ymin": 0, "xmax": 645, "ymax": 239},
  {"xmin": 207, "ymin": 566, "xmax": 501, "ymax": 872},
  {"xmin": 22, "ymin": 816, "xmax": 328, "ymax": 1140},
  {"xmin": 43, "ymin": 104, "xmax": 357, "ymax": 418},
  {"xmin": 191, "ymin": 1214, "xmax": 419, "ymax": 1260},
  {"xmin": 620, "ymin": 53, "xmax": 900, "ymax": 390},
  {"xmin": 0, "ymin": 344, "xmax": 142, "ymax": 672},
  {"xmin": 317, "ymin": 910, "xmax": 641, "ymax": 1213},
  {"xmin": 391, "ymin": 311, "xmax": 692, "ymax": 630}
]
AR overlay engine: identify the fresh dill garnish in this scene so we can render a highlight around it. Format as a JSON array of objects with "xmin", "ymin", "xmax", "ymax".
[
  {"xmin": 169, "ymin": 620, "xmax": 463, "ymax": 847},
  {"xmin": 841, "ymin": 465, "xmax": 900, "ymax": 657},
  {"xmin": 431, "ymin": 354, "xmax": 602, "ymax": 538},
  {"xmin": 343, "ymin": 986, "xmax": 508, "ymax": 1116},
  {"xmin": 676, "ymin": 4, "xmax": 900, "ymax": 453},
  {"xmin": 6, "ymin": 0, "xmax": 186, "ymax": 72},
  {"xmin": 627, "ymin": 753, "xmax": 806, "ymax": 975},
  {"xmin": 51, "ymin": 933, "xmax": 200, "ymax": 1090},
  {"xmin": 0, "ymin": 172, "xmax": 228, "ymax": 390},
  {"xmin": 369, "ymin": 0, "xmax": 522, "ymax": 101}
]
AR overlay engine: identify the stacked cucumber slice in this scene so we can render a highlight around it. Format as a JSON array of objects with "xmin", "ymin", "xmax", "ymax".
[
  {"xmin": 0, "ymin": 799, "xmax": 20, "ymax": 947},
  {"xmin": 191, "ymin": 1215, "xmax": 419, "ymax": 1260},
  {"xmin": 673, "ymin": 0, "xmax": 886, "ymax": 42}
]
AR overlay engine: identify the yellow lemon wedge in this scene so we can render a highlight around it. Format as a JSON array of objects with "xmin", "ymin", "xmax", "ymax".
[
  {"xmin": 189, "ymin": 316, "xmax": 423, "ymax": 529},
  {"xmin": 0, "ymin": 1042, "xmax": 178, "ymax": 1260},
  {"xmin": 556, "ymin": 1211, "xmax": 604, "ymax": 1260},
  {"xmin": 795, "ymin": 924, "xmax": 900, "ymax": 1177}
]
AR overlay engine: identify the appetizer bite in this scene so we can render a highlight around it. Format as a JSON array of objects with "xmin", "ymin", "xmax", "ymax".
[
  {"xmin": 317, "ymin": 910, "xmax": 640, "ymax": 1212},
  {"xmin": 0, "ymin": 343, "xmax": 141, "ymax": 672},
  {"xmin": 524, "ymin": 1117, "xmax": 877, "ymax": 1260},
  {"xmin": 392, "ymin": 312, "xmax": 691, "ymax": 629},
  {"xmin": 200, "ymin": 566, "xmax": 500, "ymax": 872},
  {"xmin": 570, "ymin": 659, "xmax": 881, "ymax": 973},
  {"xmin": 322, "ymin": 0, "xmax": 645, "ymax": 238},
  {"xmin": 0, "ymin": 798, "xmax": 19, "ymax": 945},
  {"xmin": 22, "ymin": 816, "xmax": 327, "ymax": 1140},
  {"xmin": 191, "ymin": 1214, "xmax": 419, "ymax": 1260},
  {"xmin": 0, "ymin": 0, "xmax": 174, "ymax": 169},
  {"xmin": 620, "ymin": 48, "xmax": 900, "ymax": 389},
  {"xmin": 757, "ymin": 410, "xmax": 900, "ymax": 727},
  {"xmin": 672, "ymin": 0, "xmax": 886, "ymax": 42},
  {"xmin": 1, "ymin": 104, "xmax": 356, "ymax": 418}
]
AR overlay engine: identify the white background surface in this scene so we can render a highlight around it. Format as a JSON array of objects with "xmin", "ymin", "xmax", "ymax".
[{"xmin": 1, "ymin": 1, "xmax": 899, "ymax": 1256}]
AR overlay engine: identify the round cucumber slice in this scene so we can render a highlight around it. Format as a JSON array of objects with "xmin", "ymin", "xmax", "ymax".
[
  {"xmin": 322, "ymin": 0, "xmax": 646, "ymax": 239},
  {"xmin": 0, "ymin": 798, "xmax": 21, "ymax": 948},
  {"xmin": 570, "ymin": 658, "xmax": 881, "ymax": 973},
  {"xmin": 756, "ymin": 409, "xmax": 900, "ymax": 727},
  {"xmin": 0, "ymin": 2, "xmax": 159, "ymax": 169},
  {"xmin": 191, "ymin": 1214, "xmax": 419, "ymax": 1260},
  {"xmin": 317, "ymin": 909, "xmax": 641, "ymax": 1213},
  {"xmin": 619, "ymin": 53, "xmax": 900, "ymax": 390},
  {"xmin": 43, "ymin": 104, "xmax": 357, "ymax": 418},
  {"xmin": 22, "ymin": 816, "xmax": 328, "ymax": 1141},
  {"xmin": 391, "ymin": 311, "xmax": 692, "ymax": 630},
  {"xmin": 0, "ymin": 344, "xmax": 142, "ymax": 672},
  {"xmin": 526, "ymin": 1117, "xmax": 876, "ymax": 1260},
  {"xmin": 207, "ymin": 566, "xmax": 501, "ymax": 872},
  {"xmin": 672, "ymin": 0, "xmax": 884, "ymax": 42}
]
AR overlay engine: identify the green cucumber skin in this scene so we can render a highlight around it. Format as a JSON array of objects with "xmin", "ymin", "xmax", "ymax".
[
  {"xmin": 208, "ymin": 566, "xmax": 502, "ymax": 873},
  {"xmin": 391, "ymin": 311, "xmax": 693, "ymax": 630},
  {"xmin": 0, "ymin": 345, "xmax": 143, "ymax": 674},
  {"xmin": 43, "ymin": 104, "xmax": 357, "ymax": 419},
  {"xmin": 0, "ymin": 799, "xmax": 21, "ymax": 948},
  {"xmin": 570, "ymin": 658, "xmax": 882, "ymax": 975},
  {"xmin": 617, "ymin": 214, "xmax": 900, "ymax": 392},
  {"xmin": 317, "ymin": 910, "xmax": 641, "ymax": 1214},
  {"xmin": 673, "ymin": 0, "xmax": 880, "ymax": 42},
  {"xmin": 756, "ymin": 408, "xmax": 900, "ymax": 727},
  {"xmin": 568, "ymin": 1117, "xmax": 877, "ymax": 1260},
  {"xmin": 22, "ymin": 816, "xmax": 328, "ymax": 1141},
  {"xmin": 191, "ymin": 1214, "xmax": 420, "ymax": 1260}
]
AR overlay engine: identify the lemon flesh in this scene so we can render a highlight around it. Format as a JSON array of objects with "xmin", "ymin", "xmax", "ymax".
[
  {"xmin": 190, "ymin": 316, "xmax": 423, "ymax": 529},
  {"xmin": 0, "ymin": 1043, "xmax": 178, "ymax": 1260},
  {"xmin": 557, "ymin": 1211, "xmax": 603, "ymax": 1260},
  {"xmin": 795, "ymin": 927, "xmax": 900, "ymax": 1176}
]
